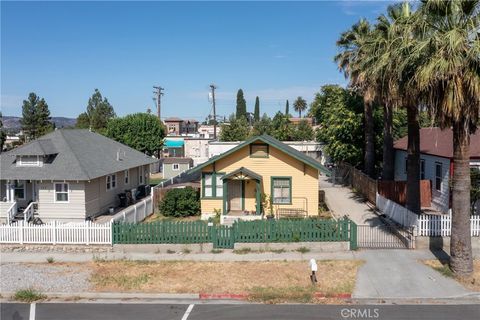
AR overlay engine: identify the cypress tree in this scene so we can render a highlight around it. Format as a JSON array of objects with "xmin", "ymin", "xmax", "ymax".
[
  {"xmin": 236, "ymin": 89, "xmax": 247, "ymax": 120},
  {"xmin": 254, "ymin": 96, "xmax": 260, "ymax": 121},
  {"xmin": 285, "ymin": 100, "xmax": 290, "ymax": 116}
]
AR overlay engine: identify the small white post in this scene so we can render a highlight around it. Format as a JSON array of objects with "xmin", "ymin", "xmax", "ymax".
[
  {"xmin": 134, "ymin": 205, "xmax": 137, "ymax": 223},
  {"xmin": 86, "ymin": 221, "xmax": 90, "ymax": 246},
  {"xmin": 52, "ymin": 220, "xmax": 57, "ymax": 245},
  {"xmin": 19, "ymin": 220, "xmax": 24, "ymax": 245}
]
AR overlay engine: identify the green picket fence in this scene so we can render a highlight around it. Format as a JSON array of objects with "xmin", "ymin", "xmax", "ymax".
[
  {"xmin": 233, "ymin": 218, "xmax": 350, "ymax": 243},
  {"xmin": 112, "ymin": 218, "xmax": 358, "ymax": 249}
]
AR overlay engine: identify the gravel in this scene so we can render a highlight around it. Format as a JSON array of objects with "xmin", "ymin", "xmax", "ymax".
[{"xmin": 0, "ymin": 263, "xmax": 92, "ymax": 293}]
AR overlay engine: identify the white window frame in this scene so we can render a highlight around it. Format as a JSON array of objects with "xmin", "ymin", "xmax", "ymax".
[
  {"xmin": 14, "ymin": 180, "xmax": 26, "ymax": 200},
  {"xmin": 124, "ymin": 170, "xmax": 129, "ymax": 185},
  {"xmin": 435, "ymin": 162, "xmax": 443, "ymax": 192},
  {"xmin": 106, "ymin": 174, "xmax": 117, "ymax": 191},
  {"xmin": 17, "ymin": 155, "xmax": 41, "ymax": 167},
  {"xmin": 54, "ymin": 182, "xmax": 69, "ymax": 203},
  {"xmin": 172, "ymin": 163, "xmax": 180, "ymax": 171}
]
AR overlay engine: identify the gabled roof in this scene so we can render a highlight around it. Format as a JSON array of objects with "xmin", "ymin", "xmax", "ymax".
[
  {"xmin": 394, "ymin": 127, "xmax": 480, "ymax": 159},
  {"xmin": 222, "ymin": 167, "xmax": 262, "ymax": 181},
  {"xmin": 0, "ymin": 129, "xmax": 157, "ymax": 181},
  {"xmin": 191, "ymin": 134, "xmax": 330, "ymax": 175}
]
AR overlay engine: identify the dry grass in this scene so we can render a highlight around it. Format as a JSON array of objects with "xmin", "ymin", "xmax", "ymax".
[
  {"xmin": 90, "ymin": 260, "xmax": 362, "ymax": 301},
  {"xmin": 424, "ymin": 260, "xmax": 480, "ymax": 291},
  {"xmin": 143, "ymin": 214, "xmax": 200, "ymax": 223}
]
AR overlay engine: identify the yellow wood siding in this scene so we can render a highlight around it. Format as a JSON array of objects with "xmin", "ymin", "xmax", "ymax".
[{"xmin": 200, "ymin": 145, "xmax": 319, "ymax": 215}]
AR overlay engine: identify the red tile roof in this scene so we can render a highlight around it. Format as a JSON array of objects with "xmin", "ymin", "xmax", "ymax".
[{"xmin": 394, "ymin": 127, "xmax": 480, "ymax": 159}]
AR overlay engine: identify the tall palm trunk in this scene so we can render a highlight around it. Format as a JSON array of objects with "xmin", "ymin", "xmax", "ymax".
[
  {"xmin": 450, "ymin": 120, "xmax": 473, "ymax": 276},
  {"xmin": 382, "ymin": 103, "xmax": 394, "ymax": 180},
  {"xmin": 406, "ymin": 105, "xmax": 421, "ymax": 214},
  {"xmin": 364, "ymin": 101, "xmax": 375, "ymax": 178}
]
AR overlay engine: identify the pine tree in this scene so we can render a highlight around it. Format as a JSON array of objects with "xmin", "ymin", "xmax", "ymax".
[
  {"xmin": 0, "ymin": 112, "xmax": 6, "ymax": 152},
  {"xmin": 285, "ymin": 100, "xmax": 290, "ymax": 116},
  {"xmin": 76, "ymin": 89, "xmax": 116, "ymax": 133},
  {"xmin": 20, "ymin": 93, "xmax": 52, "ymax": 141},
  {"xmin": 254, "ymin": 96, "xmax": 260, "ymax": 121},
  {"xmin": 236, "ymin": 89, "xmax": 247, "ymax": 120}
]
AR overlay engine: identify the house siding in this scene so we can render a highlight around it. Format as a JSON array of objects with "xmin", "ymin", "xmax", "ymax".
[
  {"xmin": 394, "ymin": 149, "xmax": 451, "ymax": 213},
  {"xmin": 200, "ymin": 144, "xmax": 319, "ymax": 215},
  {"xmin": 37, "ymin": 181, "xmax": 86, "ymax": 222},
  {"xmin": 162, "ymin": 162, "xmax": 190, "ymax": 179}
]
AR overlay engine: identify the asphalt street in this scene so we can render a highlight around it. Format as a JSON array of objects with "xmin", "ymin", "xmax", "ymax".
[{"xmin": 2, "ymin": 302, "xmax": 480, "ymax": 320}]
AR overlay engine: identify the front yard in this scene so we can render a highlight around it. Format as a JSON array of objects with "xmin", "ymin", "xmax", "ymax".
[
  {"xmin": 424, "ymin": 259, "xmax": 480, "ymax": 291},
  {"xmin": 2, "ymin": 260, "xmax": 362, "ymax": 303}
]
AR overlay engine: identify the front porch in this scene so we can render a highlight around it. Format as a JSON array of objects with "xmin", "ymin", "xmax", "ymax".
[
  {"xmin": 1, "ymin": 180, "xmax": 39, "ymax": 224},
  {"xmin": 222, "ymin": 167, "xmax": 263, "ymax": 216}
]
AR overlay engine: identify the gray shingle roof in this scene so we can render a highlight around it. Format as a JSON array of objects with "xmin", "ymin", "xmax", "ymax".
[
  {"xmin": 0, "ymin": 129, "xmax": 157, "ymax": 181},
  {"xmin": 10, "ymin": 139, "xmax": 57, "ymax": 156}
]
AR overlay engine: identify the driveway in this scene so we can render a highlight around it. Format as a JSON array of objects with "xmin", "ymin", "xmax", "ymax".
[{"xmin": 354, "ymin": 250, "xmax": 472, "ymax": 299}]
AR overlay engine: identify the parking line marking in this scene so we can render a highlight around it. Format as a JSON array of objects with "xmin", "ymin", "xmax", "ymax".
[
  {"xmin": 29, "ymin": 303, "xmax": 36, "ymax": 320},
  {"xmin": 181, "ymin": 304, "xmax": 195, "ymax": 320}
]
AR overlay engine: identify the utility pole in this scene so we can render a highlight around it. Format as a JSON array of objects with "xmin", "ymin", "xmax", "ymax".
[
  {"xmin": 209, "ymin": 84, "xmax": 217, "ymax": 139},
  {"xmin": 153, "ymin": 86, "xmax": 164, "ymax": 120}
]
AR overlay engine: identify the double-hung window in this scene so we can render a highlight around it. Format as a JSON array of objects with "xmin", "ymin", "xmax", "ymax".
[
  {"xmin": 139, "ymin": 168, "xmax": 144, "ymax": 184},
  {"xmin": 14, "ymin": 180, "xmax": 25, "ymax": 200},
  {"xmin": 124, "ymin": 170, "xmax": 129, "ymax": 185},
  {"xmin": 272, "ymin": 177, "xmax": 291, "ymax": 204},
  {"xmin": 420, "ymin": 159, "xmax": 425, "ymax": 180},
  {"xmin": 106, "ymin": 174, "xmax": 116, "ymax": 191},
  {"xmin": 435, "ymin": 162, "xmax": 442, "ymax": 191},
  {"xmin": 55, "ymin": 183, "xmax": 69, "ymax": 202},
  {"xmin": 173, "ymin": 164, "xmax": 180, "ymax": 171},
  {"xmin": 203, "ymin": 172, "xmax": 224, "ymax": 198}
]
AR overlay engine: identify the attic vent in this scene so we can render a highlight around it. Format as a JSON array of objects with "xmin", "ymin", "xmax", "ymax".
[{"xmin": 116, "ymin": 149, "xmax": 126, "ymax": 161}]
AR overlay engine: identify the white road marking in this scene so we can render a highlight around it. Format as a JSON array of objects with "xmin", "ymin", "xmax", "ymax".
[
  {"xmin": 29, "ymin": 303, "xmax": 36, "ymax": 320},
  {"xmin": 181, "ymin": 304, "xmax": 195, "ymax": 320}
]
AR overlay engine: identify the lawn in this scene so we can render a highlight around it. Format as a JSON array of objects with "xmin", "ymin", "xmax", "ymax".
[
  {"xmin": 423, "ymin": 260, "xmax": 480, "ymax": 291},
  {"xmin": 90, "ymin": 260, "xmax": 362, "ymax": 302},
  {"xmin": 142, "ymin": 213, "xmax": 200, "ymax": 223}
]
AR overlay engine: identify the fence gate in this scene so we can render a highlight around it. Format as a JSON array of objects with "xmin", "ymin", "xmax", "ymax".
[
  {"xmin": 212, "ymin": 225, "xmax": 235, "ymax": 249},
  {"xmin": 357, "ymin": 224, "xmax": 414, "ymax": 249}
]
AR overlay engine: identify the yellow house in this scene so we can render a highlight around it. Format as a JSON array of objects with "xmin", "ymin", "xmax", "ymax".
[{"xmin": 193, "ymin": 135, "xmax": 330, "ymax": 218}]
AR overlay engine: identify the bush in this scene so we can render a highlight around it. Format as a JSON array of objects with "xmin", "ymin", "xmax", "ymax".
[
  {"xmin": 14, "ymin": 289, "xmax": 46, "ymax": 302},
  {"xmin": 159, "ymin": 187, "xmax": 200, "ymax": 217}
]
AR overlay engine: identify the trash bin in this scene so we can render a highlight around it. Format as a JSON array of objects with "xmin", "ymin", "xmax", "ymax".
[{"xmin": 118, "ymin": 193, "xmax": 127, "ymax": 207}]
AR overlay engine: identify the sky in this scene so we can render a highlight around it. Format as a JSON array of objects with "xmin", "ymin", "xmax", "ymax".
[{"xmin": 1, "ymin": 1, "xmax": 392, "ymax": 121}]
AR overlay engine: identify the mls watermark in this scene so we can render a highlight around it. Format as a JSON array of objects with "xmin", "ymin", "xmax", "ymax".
[{"xmin": 340, "ymin": 308, "xmax": 380, "ymax": 319}]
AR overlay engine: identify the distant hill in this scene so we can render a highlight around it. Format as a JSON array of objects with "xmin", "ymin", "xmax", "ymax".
[{"xmin": 2, "ymin": 116, "xmax": 76, "ymax": 132}]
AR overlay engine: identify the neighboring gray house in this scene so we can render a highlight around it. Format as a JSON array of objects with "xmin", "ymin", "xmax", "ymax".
[
  {"xmin": 394, "ymin": 127, "xmax": 480, "ymax": 214},
  {"xmin": 162, "ymin": 157, "xmax": 193, "ymax": 179},
  {"xmin": 0, "ymin": 129, "xmax": 157, "ymax": 223}
]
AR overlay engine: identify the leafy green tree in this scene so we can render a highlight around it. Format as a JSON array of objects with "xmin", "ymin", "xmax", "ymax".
[
  {"xmin": 292, "ymin": 120, "xmax": 314, "ymax": 141},
  {"xmin": 313, "ymin": 85, "xmax": 364, "ymax": 165},
  {"xmin": 254, "ymin": 96, "xmax": 260, "ymax": 121},
  {"xmin": 20, "ymin": 93, "xmax": 53, "ymax": 141},
  {"xmin": 271, "ymin": 112, "xmax": 294, "ymax": 141},
  {"xmin": 159, "ymin": 187, "xmax": 200, "ymax": 217},
  {"xmin": 285, "ymin": 100, "xmax": 290, "ymax": 116},
  {"xmin": 251, "ymin": 113, "xmax": 272, "ymax": 136},
  {"xmin": 0, "ymin": 112, "xmax": 6, "ymax": 152},
  {"xmin": 219, "ymin": 115, "xmax": 249, "ymax": 141},
  {"xmin": 105, "ymin": 113, "xmax": 166, "ymax": 156},
  {"xmin": 235, "ymin": 89, "xmax": 247, "ymax": 120},
  {"xmin": 76, "ymin": 89, "xmax": 115, "ymax": 133},
  {"xmin": 293, "ymin": 96, "xmax": 307, "ymax": 118}
]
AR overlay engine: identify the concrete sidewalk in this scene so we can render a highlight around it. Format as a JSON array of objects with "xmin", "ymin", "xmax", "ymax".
[{"xmin": 319, "ymin": 175, "xmax": 381, "ymax": 226}]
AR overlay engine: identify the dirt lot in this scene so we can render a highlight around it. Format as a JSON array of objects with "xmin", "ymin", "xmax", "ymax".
[
  {"xmin": 90, "ymin": 260, "xmax": 362, "ymax": 301},
  {"xmin": 424, "ymin": 259, "xmax": 480, "ymax": 291}
]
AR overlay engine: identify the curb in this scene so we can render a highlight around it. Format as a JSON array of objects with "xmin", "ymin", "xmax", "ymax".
[
  {"xmin": 199, "ymin": 293, "xmax": 249, "ymax": 300},
  {"xmin": 314, "ymin": 292, "xmax": 352, "ymax": 299},
  {"xmin": 0, "ymin": 291, "xmax": 200, "ymax": 300}
]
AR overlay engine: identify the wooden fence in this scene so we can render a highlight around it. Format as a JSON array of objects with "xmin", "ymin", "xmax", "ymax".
[
  {"xmin": 378, "ymin": 180, "xmax": 432, "ymax": 208},
  {"xmin": 0, "ymin": 221, "xmax": 112, "ymax": 245},
  {"xmin": 112, "ymin": 218, "xmax": 356, "ymax": 248},
  {"xmin": 417, "ymin": 213, "xmax": 480, "ymax": 237}
]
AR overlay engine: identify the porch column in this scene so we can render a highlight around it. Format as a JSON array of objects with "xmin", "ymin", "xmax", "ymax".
[
  {"xmin": 5, "ymin": 181, "xmax": 10, "ymax": 202},
  {"xmin": 256, "ymin": 180, "xmax": 261, "ymax": 215},
  {"xmin": 222, "ymin": 179, "xmax": 228, "ymax": 215},
  {"xmin": 6, "ymin": 181, "xmax": 14, "ymax": 202}
]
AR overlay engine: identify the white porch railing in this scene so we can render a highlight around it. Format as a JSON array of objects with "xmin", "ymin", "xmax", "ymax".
[
  {"xmin": 0, "ymin": 220, "xmax": 112, "ymax": 245},
  {"xmin": 417, "ymin": 214, "xmax": 480, "ymax": 237},
  {"xmin": 23, "ymin": 202, "xmax": 37, "ymax": 222},
  {"xmin": 6, "ymin": 202, "xmax": 17, "ymax": 224},
  {"xmin": 110, "ymin": 195, "xmax": 153, "ymax": 223}
]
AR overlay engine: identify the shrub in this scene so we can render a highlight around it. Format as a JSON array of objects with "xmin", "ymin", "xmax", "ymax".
[
  {"xmin": 46, "ymin": 257, "xmax": 54, "ymax": 263},
  {"xmin": 159, "ymin": 187, "xmax": 200, "ymax": 217}
]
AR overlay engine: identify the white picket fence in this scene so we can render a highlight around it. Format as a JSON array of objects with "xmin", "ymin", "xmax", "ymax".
[
  {"xmin": 0, "ymin": 221, "xmax": 112, "ymax": 245},
  {"xmin": 417, "ymin": 213, "xmax": 480, "ymax": 237},
  {"xmin": 110, "ymin": 195, "xmax": 153, "ymax": 223}
]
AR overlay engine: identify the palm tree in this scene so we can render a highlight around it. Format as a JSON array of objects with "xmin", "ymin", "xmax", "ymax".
[
  {"xmin": 293, "ymin": 97, "xmax": 307, "ymax": 118},
  {"xmin": 335, "ymin": 19, "xmax": 377, "ymax": 178},
  {"xmin": 410, "ymin": 0, "xmax": 480, "ymax": 276}
]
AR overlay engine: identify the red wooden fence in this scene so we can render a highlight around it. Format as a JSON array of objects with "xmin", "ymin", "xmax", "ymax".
[{"xmin": 377, "ymin": 180, "xmax": 432, "ymax": 208}]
